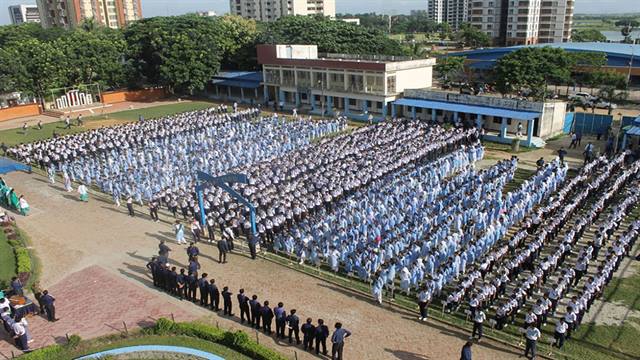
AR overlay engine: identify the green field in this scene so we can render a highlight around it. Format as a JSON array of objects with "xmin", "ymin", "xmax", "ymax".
[
  {"xmin": 0, "ymin": 229, "xmax": 16, "ymax": 286},
  {"xmin": 86, "ymin": 100, "xmax": 217, "ymax": 122},
  {"xmin": 0, "ymin": 101, "xmax": 217, "ymax": 147}
]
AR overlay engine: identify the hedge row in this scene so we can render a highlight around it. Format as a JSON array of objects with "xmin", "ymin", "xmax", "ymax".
[
  {"xmin": 7, "ymin": 236, "xmax": 32, "ymax": 275},
  {"xmin": 146, "ymin": 318, "xmax": 288, "ymax": 360},
  {"xmin": 17, "ymin": 335, "xmax": 80, "ymax": 360}
]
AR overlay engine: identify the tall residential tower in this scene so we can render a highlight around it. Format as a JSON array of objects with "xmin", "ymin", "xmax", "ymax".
[
  {"xmin": 36, "ymin": 0, "xmax": 142, "ymax": 29},
  {"xmin": 229, "ymin": 0, "xmax": 335, "ymax": 22}
]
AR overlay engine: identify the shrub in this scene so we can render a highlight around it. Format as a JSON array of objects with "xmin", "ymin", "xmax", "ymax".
[
  {"xmin": 15, "ymin": 247, "xmax": 31, "ymax": 273},
  {"xmin": 66, "ymin": 334, "xmax": 82, "ymax": 348},
  {"xmin": 152, "ymin": 319, "xmax": 287, "ymax": 360}
]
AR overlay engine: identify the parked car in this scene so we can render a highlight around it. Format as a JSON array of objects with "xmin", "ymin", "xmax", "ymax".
[
  {"xmin": 594, "ymin": 100, "xmax": 617, "ymax": 109},
  {"xmin": 569, "ymin": 92, "xmax": 598, "ymax": 102}
]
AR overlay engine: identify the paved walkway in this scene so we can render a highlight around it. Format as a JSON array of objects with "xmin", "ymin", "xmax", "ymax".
[
  {"xmin": 1, "ymin": 170, "xmax": 521, "ymax": 360},
  {"xmin": 0, "ymin": 265, "xmax": 197, "ymax": 357}
]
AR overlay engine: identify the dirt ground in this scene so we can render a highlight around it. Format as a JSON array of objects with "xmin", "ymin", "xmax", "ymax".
[{"xmin": 1, "ymin": 170, "xmax": 522, "ymax": 360}]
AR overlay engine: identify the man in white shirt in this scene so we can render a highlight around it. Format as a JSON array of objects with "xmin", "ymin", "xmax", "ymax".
[
  {"xmin": 472, "ymin": 309, "xmax": 486, "ymax": 340},
  {"xmin": 417, "ymin": 285, "xmax": 432, "ymax": 321},
  {"xmin": 554, "ymin": 319, "xmax": 568, "ymax": 349},
  {"xmin": 524, "ymin": 324, "xmax": 541, "ymax": 359}
]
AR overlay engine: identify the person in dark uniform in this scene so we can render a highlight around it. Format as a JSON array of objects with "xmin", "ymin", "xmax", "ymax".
[
  {"xmin": 301, "ymin": 317, "xmax": 315, "ymax": 351},
  {"xmin": 315, "ymin": 318, "xmax": 329, "ymax": 356},
  {"xmin": 248, "ymin": 234, "xmax": 258, "ymax": 260},
  {"xmin": 159, "ymin": 264, "xmax": 169, "ymax": 291},
  {"xmin": 40, "ymin": 290, "xmax": 57, "ymax": 322},
  {"xmin": 260, "ymin": 301, "xmax": 274, "ymax": 334},
  {"xmin": 149, "ymin": 200, "xmax": 159, "ymax": 222},
  {"xmin": 209, "ymin": 279, "xmax": 220, "ymax": 311},
  {"xmin": 146, "ymin": 256, "xmax": 159, "ymax": 287},
  {"xmin": 222, "ymin": 286, "xmax": 233, "ymax": 316},
  {"xmin": 176, "ymin": 269, "xmax": 186, "ymax": 300},
  {"xmin": 217, "ymin": 239, "xmax": 229, "ymax": 263},
  {"xmin": 198, "ymin": 273, "xmax": 209, "ymax": 307},
  {"xmin": 460, "ymin": 340, "xmax": 473, "ymax": 360},
  {"xmin": 186, "ymin": 242, "xmax": 199, "ymax": 259},
  {"xmin": 169, "ymin": 267, "xmax": 178, "ymax": 295},
  {"xmin": 186, "ymin": 271, "xmax": 197, "ymax": 302},
  {"xmin": 188, "ymin": 258, "xmax": 200, "ymax": 279},
  {"xmin": 287, "ymin": 309, "xmax": 301, "ymax": 344},
  {"xmin": 331, "ymin": 322, "xmax": 351, "ymax": 360},
  {"xmin": 158, "ymin": 240, "xmax": 171, "ymax": 264},
  {"xmin": 250, "ymin": 295, "xmax": 261, "ymax": 329},
  {"xmin": 237, "ymin": 289, "xmax": 251, "ymax": 324},
  {"xmin": 274, "ymin": 302, "xmax": 287, "ymax": 339}
]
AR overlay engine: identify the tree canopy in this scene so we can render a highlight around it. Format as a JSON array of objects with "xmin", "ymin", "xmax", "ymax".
[
  {"xmin": 494, "ymin": 47, "xmax": 575, "ymax": 100},
  {"xmin": 259, "ymin": 16, "xmax": 406, "ymax": 56},
  {"xmin": 571, "ymin": 29, "xmax": 607, "ymax": 42},
  {"xmin": 455, "ymin": 23, "xmax": 491, "ymax": 49}
]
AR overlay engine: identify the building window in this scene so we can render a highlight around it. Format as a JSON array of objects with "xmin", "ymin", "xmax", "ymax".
[{"xmin": 387, "ymin": 75, "xmax": 396, "ymax": 94}]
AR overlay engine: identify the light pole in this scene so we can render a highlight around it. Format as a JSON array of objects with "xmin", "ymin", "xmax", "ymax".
[{"xmin": 318, "ymin": 79, "xmax": 325, "ymax": 118}]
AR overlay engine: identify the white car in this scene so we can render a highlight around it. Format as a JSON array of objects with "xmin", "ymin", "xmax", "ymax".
[
  {"xmin": 569, "ymin": 92, "xmax": 597, "ymax": 102},
  {"xmin": 594, "ymin": 101, "xmax": 617, "ymax": 109}
]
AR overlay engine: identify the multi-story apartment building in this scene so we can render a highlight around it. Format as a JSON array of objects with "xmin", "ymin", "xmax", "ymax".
[
  {"xmin": 427, "ymin": 0, "xmax": 469, "ymax": 30},
  {"xmin": 538, "ymin": 0, "xmax": 574, "ymax": 43},
  {"xmin": 229, "ymin": 0, "xmax": 335, "ymax": 22},
  {"xmin": 36, "ymin": 0, "xmax": 142, "ymax": 29},
  {"xmin": 469, "ymin": 0, "xmax": 572, "ymax": 46},
  {"xmin": 258, "ymin": 44, "xmax": 435, "ymax": 119},
  {"xmin": 8, "ymin": 4, "xmax": 41, "ymax": 24}
]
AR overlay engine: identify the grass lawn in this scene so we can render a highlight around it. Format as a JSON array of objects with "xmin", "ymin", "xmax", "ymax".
[
  {"xmin": 75, "ymin": 334, "xmax": 251, "ymax": 360},
  {"xmin": 86, "ymin": 100, "xmax": 216, "ymax": 122},
  {"xmin": 25, "ymin": 333, "xmax": 252, "ymax": 360},
  {"xmin": 0, "ymin": 229, "xmax": 16, "ymax": 286},
  {"xmin": 481, "ymin": 140, "xmax": 537, "ymax": 154},
  {"xmin": 0, "ymin": 101, "xmax": 217, "ymax": 147}
]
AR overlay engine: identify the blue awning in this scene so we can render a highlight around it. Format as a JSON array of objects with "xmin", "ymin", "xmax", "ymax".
[
  {"xmin": 626, "ymin": 126, "xmax": 640, "ymax": 136},
  {"xmin": 393, "ymin": 98, "xmax": 541, "ymax": 120},
  {"xmin": 0, "ymin": 157, "xmax": 31, "ymax": 174},
  {"xmin": 211, "ymin": 71, "xmax": 262, "ymax": 89}
]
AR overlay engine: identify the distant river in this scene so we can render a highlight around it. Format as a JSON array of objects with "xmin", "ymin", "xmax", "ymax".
[{"xmin": 601, "ymin": 30, "xmax": 640, "ymax": 42}]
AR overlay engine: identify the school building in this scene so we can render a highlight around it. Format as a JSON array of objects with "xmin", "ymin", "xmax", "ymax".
[
  {"xmin": 257, "ymin": 44, "xmax": 436, "ymax": 120},
  {"xmin": 205, "ymin": 44, "xmax": 568, "ymax": 147}
]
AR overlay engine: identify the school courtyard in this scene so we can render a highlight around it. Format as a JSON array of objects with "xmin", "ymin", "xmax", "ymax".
[{"xmin": 0, "ymin": 100, "xmax": 638, "ymax": 360}]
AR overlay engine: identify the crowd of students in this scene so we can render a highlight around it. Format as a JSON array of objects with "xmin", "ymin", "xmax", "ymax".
[{"xmin": 442, "ymin": 151, "xmax": 640, "ymax": 359}]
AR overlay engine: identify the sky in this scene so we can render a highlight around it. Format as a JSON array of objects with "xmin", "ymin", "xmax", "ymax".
[{"xmin": 1, "ymin": 0, "xmax": 640, "ymax": 25}]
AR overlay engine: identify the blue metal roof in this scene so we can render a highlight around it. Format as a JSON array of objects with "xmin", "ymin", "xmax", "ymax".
[
  {"xmin": 211, "ymin": 71, "xmax": 263, "ymax": 88},
  {"xmin": 449, "ymin": 42, "xmax": 640, "ymax": 69},
  {"xmin": 394, "ymin": 98, "xmax": 540, "ymax": 120}
]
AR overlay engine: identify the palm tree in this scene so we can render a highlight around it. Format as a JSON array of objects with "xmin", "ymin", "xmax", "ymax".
[{"xmin": 598, "ymin": 86, "xmax": 628, "ymax": 115}]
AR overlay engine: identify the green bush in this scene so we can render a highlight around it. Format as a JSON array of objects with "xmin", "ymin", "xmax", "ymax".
[
  {"xmin": 66, "ymin": 334, "xmax": 82, "ymax": 348},
  {"xmin": 151, "ymin": 319, "xmax": 287, "ymax": 360},
  {"xmin": 18, "ymin": 344, "xmax": 66, "ymax": 360},
  {"xmin": 15, "ymin": 247, "xmax": 31, "ymax": 273}
]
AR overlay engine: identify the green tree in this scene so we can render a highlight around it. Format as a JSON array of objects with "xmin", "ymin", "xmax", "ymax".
[
  {"xmin": 260, "ymin": 15, "xmax": 406, "ymax": 56},
  {"xmin": 124, "ymin": 15, "xmax": 222, "ymax": 94},
  {"xmin": 0, "ymin": 22, "xmax": 66, "ymax": 48},
  {"xmin": 494, "ymin": 47, "xmax": 574, "ymax": 100},
  {"xmin": 435, "ymin": 56, "xmax": 466, "ymax": 84},
  {"xmin": 56, "ymin": 29, "xmax": 127, "ymax": 89},
  {"xmin": 597, "ymin": 86, "xmax": 628, "ymax": 115},
  {"xmin": 0, "ymin": 38, "xmax": 67, "ymax": 103},
  {"xmin": 572, "ymin": 29, "xmax": 607, "ymax": 42},
  {"xmin": 214, "ymin": 15, "xmax": 259, "ymax": 70},
  {"xmin": 455, "ymin": 23, "xmax": 491, "ymax": 48}
]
